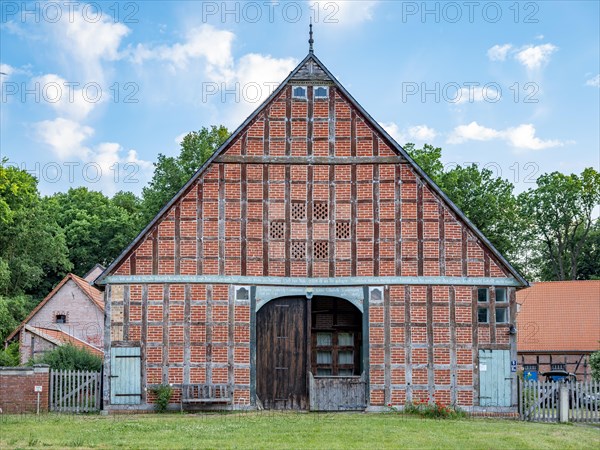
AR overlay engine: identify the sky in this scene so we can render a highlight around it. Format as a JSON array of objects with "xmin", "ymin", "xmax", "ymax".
[{"xmin": 1, "ymin": 0, "xmax": 599, "ymax": 197}]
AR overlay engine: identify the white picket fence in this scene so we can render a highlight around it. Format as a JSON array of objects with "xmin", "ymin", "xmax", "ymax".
[
  {"xmin": 519, "ymin": 379, "xmax": 599, "ymax": 423},
  {"xmin": 50, "ymin": 369, "xmax": 101, "ymax": 413}
]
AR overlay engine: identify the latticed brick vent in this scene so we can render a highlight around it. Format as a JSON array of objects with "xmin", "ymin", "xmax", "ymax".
[
  {"xmin": 313, "ymin": 202, "xmax": 329, "ymax": 220},
  {"xmin": 291, "ymin": 241, "xmax": 306, "ymax": 259},
  {"xmin": 292, "ymin": 202, "xmax": 306, "ymax": 220},
  {"xmin": 336, "ymin": 222, "xmax": 350, "ymax": 239},
  {"xmin": 270, "ymin": 221, "xmax": 284, "ymax": 239},
  {"xmin": 314, "ymin": 241, "xmax": 329, "ymax": 259}
]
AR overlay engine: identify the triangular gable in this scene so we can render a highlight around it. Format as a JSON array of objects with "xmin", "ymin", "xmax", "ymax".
[
  {"xmin": 97, "ymin": 52, "xmax": 527, "ymax": 286},
  {"xmin": 4, "ymin": 273, "xmax": 104, "ymax": 344}
]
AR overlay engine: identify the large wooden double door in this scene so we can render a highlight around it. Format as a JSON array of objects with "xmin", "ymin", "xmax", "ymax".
[
  {"xmin": 256, "ymin": 297, "xmax": 308, "ymax": 410},
  {"xmin": 256, "ymin": 296, "xmax": 363, "ymax": 410}
]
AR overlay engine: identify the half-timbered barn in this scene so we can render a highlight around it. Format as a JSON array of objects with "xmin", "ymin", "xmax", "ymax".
[{"xmin": 97, "ymin": 39, "xmax": 528, "ymax": 413}]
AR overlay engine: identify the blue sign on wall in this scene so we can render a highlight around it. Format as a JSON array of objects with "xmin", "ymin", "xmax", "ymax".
[
  {"xmin": 524, "ymin": 371, "xmax": 538, "ymax": 381},
  {"xmin": 511, "ymin": 360, "xmax": 517, "ymax": 372}
]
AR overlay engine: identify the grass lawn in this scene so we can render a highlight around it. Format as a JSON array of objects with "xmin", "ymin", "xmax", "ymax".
[{"xmin": 0, "ymin": 412, "xmax": 598, "ymax": 449}]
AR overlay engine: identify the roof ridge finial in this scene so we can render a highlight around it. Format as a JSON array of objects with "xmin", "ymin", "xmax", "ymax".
[{"xmin": 308, "ymin": 20, "xmax": 314, "ymax": 53}]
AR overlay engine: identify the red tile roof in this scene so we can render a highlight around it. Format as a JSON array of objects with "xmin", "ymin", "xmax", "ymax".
[
  {"xmin": 25, "ymin": 326, "xmax": 103, "ymax": 357},
  {"xmin": 517, "ymin": 280, "xmax": 600, "ymax": 352}
]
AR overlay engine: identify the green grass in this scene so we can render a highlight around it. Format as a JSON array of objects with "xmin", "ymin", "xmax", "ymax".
[{"xmin": 0, "ymin": 412, "xmax": 598, "ymax": 449}]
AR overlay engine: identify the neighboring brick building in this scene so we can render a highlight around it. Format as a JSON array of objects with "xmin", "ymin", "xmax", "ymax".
[
  {"xmin": 97, "ymin": 44, "xmax": 527, "ymax": 413},
  {"xmin": 5, "ymin": 271, "xmax": 105, "ymax": 363},
  {"xmin": 517, "ymin": 280, "xmax": 600, "ymax": 381}
]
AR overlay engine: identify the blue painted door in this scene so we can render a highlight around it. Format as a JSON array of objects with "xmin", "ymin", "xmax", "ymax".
[
  {"xmin": 110, "ymin": 347, "xmax": 141, "ymax": 405},
  {"xmin": 479, "ymin": 349, "xmax": 512, "ymax": 407}
]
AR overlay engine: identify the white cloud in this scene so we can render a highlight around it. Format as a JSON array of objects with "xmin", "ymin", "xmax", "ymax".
[
  {"xmin": 514, "ymin": 44, "xmax": 557, "ymax": 71},
  {"xmin": 227, "ymin": 53, "xmax": 296, "ymax": 124},
  {"xmin": 34, "ymin": 117, "xmax": 152, "ymax": 194},
  {"xmin": 585, "ymin": 74, "xmax": 600, "ymax": 88},
  {"xmin": 130, "ymin": 25, "xmax": 235, "ymax": 78},
  {"xmin": 448, "ymin": 122, "xmax": 501, "ymax": 144},
  {"xmin": 382, "ymin": 123, "xmax": 437, "ymax": 145},
  {"xmin": 309, "ymin": 1, "xmax": 379, "ymax": 25},
  {"xmin": 487, "ymin": 44, "xmax": 512, "ymax": 61},
  {"xmin": 33, "ymin": 74, "xmax": 98, "ymax": 120},
  {"xmin": 35, "ymin": 118, "xmax": 94, "ymax": 159},
  {"xmin": 447, "ymin": 121, "xmax": 567, "ymax": 151},
  {"xmin": 0, "ymin": 63, "xmax": 14, "ymax": 78},
  {"xmin": 50, "ymin": 7, "xmax": 130, "ymax": 82},
  {"xmin": 503, "ymin": 124, "xmax": 564, "ymax": 150},
  {"xmin": 174, "ymin": 132, "xmax": 188, "ymax": 145}
]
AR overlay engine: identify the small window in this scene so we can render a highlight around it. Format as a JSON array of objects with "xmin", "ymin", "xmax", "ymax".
[
  {"xmin": 317, "ymin": 351, "xmax": 332, "ymax": 364},
  {"xmin": 317, "ymin": 368, "xmax": 332, "ymax": 376},
  {"xmin": 314, "ymin": 86, "xmax": 329, "ymax": 99},
  {"xmin": 523, "ymin": 364, "xmax": 538, "ymax": 371},
  {"xmin": 477, "ymin": 307, "xmax": 488, "ymax": 323},
  {"xmin": 338, "ymin": 332, "xmax": 354, "ymax": 346},
  {"xmin": 292, "ymin": 86, "xmax": 307, "ymax": 99},
  {"xmin": 338, "ymin": 368, "xmax": 354, "ymax": 376},
  {"xmin": 55, "ymin": 314, "xmax": 67, "ymax": 324},
  {"xmin": 551, "ymin": 363, "xmax": 566, "ymax": 371},
  {"xmin": 316, "ymin": 332, "xmax": 332, "ymax": 346},
  {"xmin": 496, "ymin": 307, "xmax": 509, "ymax": 323},
  {"xmin": 496, "ymin": 288, "xmax": 507, "ymax": 303},
  {"xmin": 478, "ymin": 288, "xmax": 489, "ymax": 302},
  {"xmin": 338, "ymin": 350, "xmax": 354, "ymax": 365}
]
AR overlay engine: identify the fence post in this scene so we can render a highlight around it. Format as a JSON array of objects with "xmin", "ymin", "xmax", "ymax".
[{"xmin": 559, "ymin": 385, "xmax": 569, "ymax": 423}]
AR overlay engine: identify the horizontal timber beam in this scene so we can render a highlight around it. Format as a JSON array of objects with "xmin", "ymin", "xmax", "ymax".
[
  {"xmin": 101, "ymin": 275, "xmax": 521, "ymax": 287},
  {"xmin": 214, "ymin": 155, "xmax": 406, "ymax": 165}
]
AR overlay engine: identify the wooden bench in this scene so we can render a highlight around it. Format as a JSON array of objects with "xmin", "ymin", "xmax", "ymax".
[{"xmin": 181, "ymin": 384, "xmax": 232, "ymax": 410}]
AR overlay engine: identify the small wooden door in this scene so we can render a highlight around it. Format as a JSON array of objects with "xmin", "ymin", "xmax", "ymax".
[
  {"xmin": 256, "ymin": 297, "xmax": 308, "ymax": 410},
  {"xmin": 110, "ymin": 347, "xmax": 141, "ymax": 405},
  {"xmin": 479, "ymin": 349, "xmax": 512, "ymax": 406}
]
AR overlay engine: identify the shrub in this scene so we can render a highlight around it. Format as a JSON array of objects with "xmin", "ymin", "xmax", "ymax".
[
  {"xmin": 150, "ymin": 384, "xmax": 173, "ymax": 413},
  {"xmin": 591, "ymin": 350, "xmax": 600, "ymax": 381},
  {"xmin": 399, "ymin": 400, "xmax": 466, "ymax": 419},
  {"xmin": 0, "ymin": 341, "xmax": 20, "ymax": 366},
  {"xmin": 30, "ymin": 344, "xmax": 102, "ymax": 371}
]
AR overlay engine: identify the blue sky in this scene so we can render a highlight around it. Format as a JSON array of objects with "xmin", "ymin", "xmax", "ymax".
[{"xmin": 1, "ymin": 1, "xmax": 599, "ymax": 196}]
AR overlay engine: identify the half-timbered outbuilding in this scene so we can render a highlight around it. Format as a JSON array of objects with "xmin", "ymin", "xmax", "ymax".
[{"xmin": 97, "ymin": 39, "xmax": 527, "ymax": 413}]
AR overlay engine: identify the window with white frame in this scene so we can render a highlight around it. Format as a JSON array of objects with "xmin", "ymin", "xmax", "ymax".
[
  {"xmin": 292, "ymin": 86, "xmax": 307, "ymax": 99},
  {"xmin": 314, "ymin": 86, "xmax": 329, "ymax": 99}
]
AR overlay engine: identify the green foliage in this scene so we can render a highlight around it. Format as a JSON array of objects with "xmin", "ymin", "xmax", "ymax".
[
  {"xmin": 0, "ymin": 164, "xmax": 71, "ymax": 297},
  {"xmin": 150, "ymin": 384, "xmax": 174, "ymax": 412},
  {"xmin": 31, "ymin": 344, "xmax": 102, "ymax": 371},
  {"xmin": 43, "ymin": 187, "xmax": 143, "ymax": 279},
  {"xmin": 0, "ymin": 295, "xmax": 37, "ymax": 342},
  {"xmin": 401, "ymin": 400, "xmax": 466, "ymax": 419},
  {"xmin": 590, "ymin": 351, "xmax": 600, "ymax": 381},
  {"xmin": 0, "ymin": 341, "xmax": 20, "ymax": 366},
  {"xmin": 520, "ymin": 168, "xmax": 600, "ymax": 280},
  {"xmin": 141, "ymin": 126, "xmax": 229, "ymax": 224},
  {"xmin": 403, "ymin": 143, "xmax": 444, "ymax": 183}
]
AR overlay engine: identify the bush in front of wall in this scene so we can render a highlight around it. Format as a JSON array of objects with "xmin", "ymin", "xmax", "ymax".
[
  {"xmin": 395, "ymin": 400, "xmax": 467, "ymax": 419},
  {"xmin": 150, "ymin": 384, "xmax": 173, "ymax": 413}
]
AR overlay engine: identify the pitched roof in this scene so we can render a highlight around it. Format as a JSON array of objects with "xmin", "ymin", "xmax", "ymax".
[
  {"xmin": 24, "ymin": 325, "xmax": 103, "ymax": 357},
  {"xmin": 517, "ymin": 280, "xmax": 600, "ymax": 352},
  {"xmin": 83, "ymin": 264, "xmax": 106, "ymax": 283},
  {"xmin": 4, "ymin": 273, "xmax": 104, "ymax": 344},
  {"xmin": 96, "ymin": 51, "xmax": 528, "ymax": 287}
]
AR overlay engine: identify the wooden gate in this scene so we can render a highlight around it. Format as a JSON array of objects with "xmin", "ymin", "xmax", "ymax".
[
  {"xmin": 519, "ymin": 378, "xmax": 600, "ymax": 423},
  {"xmin": 110, "ymin": 347, "xmax": 141, "ymax": 405},
  {"xmin": 479, "ymin": 349, "xmax": 513, "ymax": 407},
  {"xmin": 256, "ymin": 297, "xmax": 308, "ymax": 410},
  {"xmin": 50, "ymin": 369, "xmax": 101, "ymax": 412}
]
